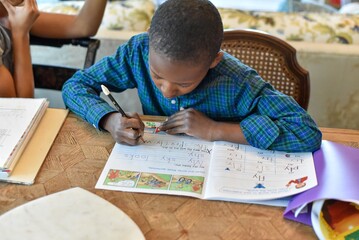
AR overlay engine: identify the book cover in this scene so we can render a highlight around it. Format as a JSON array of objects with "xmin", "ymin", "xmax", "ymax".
[{"xmin": 284, "ymin": 140, "xmax": 359, "ymax": 227}]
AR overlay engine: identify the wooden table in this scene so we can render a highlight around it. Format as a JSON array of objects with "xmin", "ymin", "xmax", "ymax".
[{"xmin": 1, "ymin": 113, "xmax": 359, "ymax": 240}]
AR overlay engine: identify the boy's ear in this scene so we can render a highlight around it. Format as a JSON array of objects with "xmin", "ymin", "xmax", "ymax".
[{"xmin": 209, "ymin": 51, "xmax": 223, "ymax": 69}]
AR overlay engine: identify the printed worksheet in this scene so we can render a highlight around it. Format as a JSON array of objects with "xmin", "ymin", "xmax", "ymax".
[
  {"xmin": 96, "ymin": 132, "xmax": 213, "ymax": 198},
  {"xmin": 96, "ymin": 125, "xmax": 317, "ymax": 205},
  {"xmin": 204, "ymin": 141, "xmax": 317, "ymax": 201}
]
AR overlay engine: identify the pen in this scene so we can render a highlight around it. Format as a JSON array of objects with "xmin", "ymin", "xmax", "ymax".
[{"xmin": 101, "ymin": 85, "xmax": 145, "ymax": 143}]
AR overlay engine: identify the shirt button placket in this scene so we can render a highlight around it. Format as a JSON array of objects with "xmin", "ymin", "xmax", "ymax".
[{"xmin": 170, "ymin": 98, "xmax": 179, "ymax": 113}]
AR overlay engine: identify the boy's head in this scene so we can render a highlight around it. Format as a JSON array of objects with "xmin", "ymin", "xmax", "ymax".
[
  {"xmin": 0, "ymin": 0, "xmax": 24, "ymax": 17},
  {"xmin": 148, "ymin": 0, "xmax": 224, "ymax": 98},
  {"xmin": 149, "ymin": 0, "xmax": 223, "ymax": 66}
]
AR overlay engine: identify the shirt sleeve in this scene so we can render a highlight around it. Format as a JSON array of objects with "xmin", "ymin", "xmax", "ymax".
[
  {"xmin": 62, "ymin": 37, "xmax": 140, "ymax": 129},
  {"xmin": 238, "ymin": 69, "xmax": 322, "ymax": 152}
]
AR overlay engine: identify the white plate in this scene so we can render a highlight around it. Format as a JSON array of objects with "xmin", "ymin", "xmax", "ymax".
[
  {"xmin": 311, "ymin": 200, "xmax": 325, "ymax": 240},
  {"xmin": 0, "ymin": 187, "xmax": 145, "ymax": 240}
]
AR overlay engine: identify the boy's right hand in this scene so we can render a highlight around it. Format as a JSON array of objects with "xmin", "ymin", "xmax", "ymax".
[{"xmin": 100, "ymin": 112, "xmax": 145, "ymax": 146}]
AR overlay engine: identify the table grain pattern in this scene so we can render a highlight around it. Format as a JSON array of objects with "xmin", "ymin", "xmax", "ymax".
[{"xmin": 1, "ymin": 113, "xmax": 359, "ymax": 240}]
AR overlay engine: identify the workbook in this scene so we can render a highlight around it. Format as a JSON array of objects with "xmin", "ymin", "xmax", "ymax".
[
  {"xmin": 0, "ymin": 98, "xmax": 48, "ymax": 178},
  {"xmin": 96, "ymin": 125, "xmax": 317, "ymax": 206}
]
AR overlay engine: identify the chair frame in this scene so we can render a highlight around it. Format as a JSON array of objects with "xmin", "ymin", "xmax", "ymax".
[
  {"xmin": 31, "ymin": 36, "xmax": 100, "ymax": 90},
  {"xmin": 221, "ymin": 29, "xmax": 310, "ymax": 110}
]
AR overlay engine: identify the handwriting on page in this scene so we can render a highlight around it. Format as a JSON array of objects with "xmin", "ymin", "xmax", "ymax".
[{"xmin": 111, "ymin": 134, "xmax": 213, "ymax": 175}]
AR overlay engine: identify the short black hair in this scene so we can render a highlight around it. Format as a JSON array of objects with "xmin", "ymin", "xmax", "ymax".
[{"xmin": 149, "ymin": 0, "xmax": 223, "ymax": 66}]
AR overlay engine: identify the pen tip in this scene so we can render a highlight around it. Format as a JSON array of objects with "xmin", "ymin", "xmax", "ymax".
[{"xmin": 101, "ymin": 85, "xmax": 110, "ymax": 95}]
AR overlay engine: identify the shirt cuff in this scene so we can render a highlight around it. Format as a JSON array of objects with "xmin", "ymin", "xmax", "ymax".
[
  {"xmin": 240, "ymin": 114, "xmax": 280, "ymax": 150},
  {"xmin": 85, "ymin": 103, "xmax": 116, "ymax": 130}
]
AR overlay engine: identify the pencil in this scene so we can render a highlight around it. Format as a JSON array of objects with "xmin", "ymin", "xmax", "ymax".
[{"xmin": 101, "ymin": 85, "xmax": 145, "ymax": 143}]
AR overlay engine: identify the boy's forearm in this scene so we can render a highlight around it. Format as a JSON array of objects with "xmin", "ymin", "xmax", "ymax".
[
  {"xmin": 211, "ymin": 116, "xmax": 322, "ymax": 152},
  {"xmin": 211, "ymin": 122, "xmax": 248, "ymax": 145},
  {"xmin": 240, "ymin": 114, "xmax": 322, "ymax": 152}
]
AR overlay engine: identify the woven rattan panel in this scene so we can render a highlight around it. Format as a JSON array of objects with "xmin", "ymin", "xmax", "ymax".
[{"xmin": 222, "ymin": 40, "xmax": 301, "ymax": 103}]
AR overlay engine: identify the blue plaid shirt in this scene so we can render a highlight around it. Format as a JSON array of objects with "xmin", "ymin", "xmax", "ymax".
[{"xmin": 62, "ymin": 33, "xmax": 322, "ymax": 152}]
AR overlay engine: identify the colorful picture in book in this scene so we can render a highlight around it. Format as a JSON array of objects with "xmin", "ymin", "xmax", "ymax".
[
  {"xmin": 143, "ymin": 121, "xmax": 164, "ymax": 134},
  {"xmin": 286, "ymin": 176, "xmax": 308, "ymax": 189},
  {"xmin": 169, "ymin": 175, "xmax": 204, "ymax": 194},
  {"xmin": 319, "ymin": 200, "xmax": 359, "ymax": 239},
  {"xmin": 137, "ymin": 173, "xmax": 171, "ymax": 190},
  {"xmin": 103, "ymin": 169, "xmax": 140, "ymax": 188}
]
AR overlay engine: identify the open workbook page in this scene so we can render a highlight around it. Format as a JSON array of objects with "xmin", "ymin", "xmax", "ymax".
[
  {"xmin": 204, "ymin": 141, "xmax": 317, "ymax": 202},
  {"xmin": 96, "ymin": 132, "xmax": 212, "ymax": 199},
  {"xmin": 96, "ymin": 129, "xmax": 317, "ymax": 206}
]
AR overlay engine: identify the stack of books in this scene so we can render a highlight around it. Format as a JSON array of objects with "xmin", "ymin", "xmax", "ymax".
[
  {"xmin": 0, "ymin": 97, "xmax": 68, "ymax": 184},
  {"xmin": 0, "ymin": 98, "xmax": 49, "ymax": 178}
]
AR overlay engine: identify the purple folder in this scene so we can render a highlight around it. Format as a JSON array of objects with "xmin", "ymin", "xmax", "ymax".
[{"xmin": 283, "ymin": 140, "xmax": 359, "ymax": 225}]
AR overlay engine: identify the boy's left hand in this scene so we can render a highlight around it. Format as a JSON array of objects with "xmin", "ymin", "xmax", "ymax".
[{"xmin": 159, "ymin": 108, "xmax": 216, "ymax": 141}]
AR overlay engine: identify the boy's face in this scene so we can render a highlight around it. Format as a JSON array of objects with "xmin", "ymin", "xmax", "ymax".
[{"xmin": 149, "ymin": 49, "xmax": 210, "ymax": 99}]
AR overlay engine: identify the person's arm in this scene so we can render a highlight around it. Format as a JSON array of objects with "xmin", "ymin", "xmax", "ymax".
[
  {"xmin": 160, "ymin": 70, "xmax": 322, "ymax": 152},
  {"xmin": 62, "ymin": 37, "xmax": 144, "ymax": 145},
  {"xmin": 159, "ymin": 108, "xmax": 249, "ymax": 144},
  {"xmin": 160, "ymin": 98, "xmax": 322, "ymax": 152},
  {"xmin": 1, "ymin": 0, "xmax": 39, "ymax": 98},
  {"xmin": 0, "ymin": 65, "xmax": 16, "ymax": 97},
  {"xmin": 30, "ymin": 0, "xmax": 107, "ymax": 38}
]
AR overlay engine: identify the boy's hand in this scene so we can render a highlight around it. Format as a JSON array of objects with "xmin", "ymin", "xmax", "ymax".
[
  {"xmin": 101, "ymin": 112, "xmax": 145, "ymax": 146},
  {"xmin": 159, "ymin": 108, "xmax": 217, "ymax": 141}
]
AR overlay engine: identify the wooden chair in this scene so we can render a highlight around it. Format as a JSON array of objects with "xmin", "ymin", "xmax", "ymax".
[
  {"xmin": 30, "ymin": 36, "xmax": 101, "ymax": 91},
  {"xmin": 221, "ymin": 29, "xmax": 310, "ymax": 110}
]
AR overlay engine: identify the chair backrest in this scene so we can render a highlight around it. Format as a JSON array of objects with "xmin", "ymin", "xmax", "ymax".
[
  {"xmin": 30, "ymin": 36, "xmax": 101, "ymax": 90},
  {"xmin": 221, "ymin": 29, "xmax": 310, "ymax": 110}
]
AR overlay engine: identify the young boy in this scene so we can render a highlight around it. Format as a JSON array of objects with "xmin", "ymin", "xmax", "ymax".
[
  {"xmin": 62, "ymin": 0, "xmax": 322, "ymax": 152},
  {"xmin": 0, "ymin": 0, "xmax": 107, "ymax": 97}
]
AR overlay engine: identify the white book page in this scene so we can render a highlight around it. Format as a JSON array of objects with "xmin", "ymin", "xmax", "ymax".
[
  {"xmin": 204, "ymin": 141, "xmax": 317, "ymax": 202},
  {"xmin": 96, "ymin": 132, "xmax": 213, "ymax": 199},
  {"xmin": 0, "ymin": 98, "xmax": 47, "ymax": 169}
]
